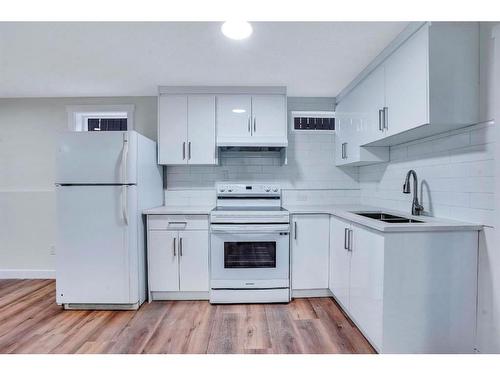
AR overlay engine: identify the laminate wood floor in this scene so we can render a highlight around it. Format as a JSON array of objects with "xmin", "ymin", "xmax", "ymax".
[{"xmin": 0, "ymin": 280, "xmax": 375, "ymax": 354}]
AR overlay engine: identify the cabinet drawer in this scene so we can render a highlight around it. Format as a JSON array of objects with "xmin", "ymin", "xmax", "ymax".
[{"xmin": 147, "ymin": 215, "xmax": 209, "ymax": 230}]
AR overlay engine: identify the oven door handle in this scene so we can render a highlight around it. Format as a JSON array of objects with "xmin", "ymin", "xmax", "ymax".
[{"xmin": 210, "ymin": 224, "xmax": 290, "ymax": 233}]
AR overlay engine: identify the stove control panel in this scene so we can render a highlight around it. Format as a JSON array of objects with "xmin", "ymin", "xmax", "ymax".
[{"xmin": 216, "ymin": 183, "xmax": 281, "ymax": 196}]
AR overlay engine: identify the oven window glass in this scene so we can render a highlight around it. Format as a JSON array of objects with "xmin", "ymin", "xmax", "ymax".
[{"xmin": 224, "ymin": 242, "xmax": 276, "ymax": 268}]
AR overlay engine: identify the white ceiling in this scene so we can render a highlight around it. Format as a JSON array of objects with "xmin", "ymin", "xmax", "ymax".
[{"xmin": 0, "ymin": 22, "xmax": 408, "ymax": 98}]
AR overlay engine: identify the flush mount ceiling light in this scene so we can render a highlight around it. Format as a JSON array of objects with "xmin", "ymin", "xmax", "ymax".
[
  {"xmin": 221, "ymin": 21, "xmax": 253, "ymax": 40},
  {"xmin": 232, "ymin": 108, "xmax": 246, "ymax": 114}
]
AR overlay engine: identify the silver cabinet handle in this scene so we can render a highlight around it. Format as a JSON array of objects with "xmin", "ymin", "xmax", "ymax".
[
  {"xmin": 341, "ymin": 143, "xmax": 347, "ymax": 159},
  {"xmin": 253, "ymin": 116, "xmax": 256, "ymax": 133},
  {"xmin": 173, "ymin": 237, "xmax": 176, "ymax": 257},
  {"xmin": 378, "ymin": 109, "xmax": 383, "ymax": 131},
  {"xmin": 294, "ymin": 221, "xmax": 297, "ymax": 240},
  {"xmin": 383, "ymin": 107, "xmax": 388, "ymax": 130},
  {"xmin": 182, "ymin": 142, "xmax": 186, "ymax": 160},
  {"xmin": 344, "ymin": 228, "xmax": 349, "ymax": 250},
  {"xmin": 179, "ymin": 237, "xmax": 183, "ymax": 256},
  {"xmin": 188, "ymin": 141, "xmax": 191, "ymax": 160},
  {"xmin": 248, "ymin": 116, "xmax": 251, "ymax": 133},
  {"xmin": 348, "ymin": 229, "xmax": 353, "ymax": 252}
]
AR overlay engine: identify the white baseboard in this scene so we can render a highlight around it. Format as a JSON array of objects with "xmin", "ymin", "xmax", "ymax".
[
  {"xmin": 151, "ymin": 291, "xmax": 209, "ymax": 301},
  {"xmin": 292, "ymin": 288, "xmax": 332, "ymax": 298},
  {"xmin": 0, "ymin": 269, "xmax": 56, "ymax": 279}
]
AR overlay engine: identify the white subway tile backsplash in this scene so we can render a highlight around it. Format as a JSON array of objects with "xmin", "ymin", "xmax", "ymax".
[{"xmin": 359, "ymin": 122, "xmax": 496, "ymax": 225}]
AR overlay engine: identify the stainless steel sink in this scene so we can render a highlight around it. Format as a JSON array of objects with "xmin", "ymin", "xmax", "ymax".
[{"xmin": 352, "ymin": 212, "xmax": 424, "ymax": 224}]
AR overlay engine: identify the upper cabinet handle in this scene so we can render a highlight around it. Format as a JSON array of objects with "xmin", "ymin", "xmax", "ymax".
[
  {"xmin": 248, "ymin": 116, "xmax": 251, "ymax": 133},
  {"xmin": 383, "ymin": 107, "xmax": 388, "ymax": 130},
  {"xmin": 182, "ymin": 142, "xmax": 186, "ymax": 160},
  {"xmin": 188, "ymin": 142, "xmax": 191, "ymax": 160},
  {"xmin": 344, "ymin": 228, "xmax": 349, "ymax": 250},
  {"xmin": 378, "ymin": 109, "xmax": 383, "ymax": 131},
  {"xmin": 253, "ymin": 116, "xmax": 256, "ymax": 133}
]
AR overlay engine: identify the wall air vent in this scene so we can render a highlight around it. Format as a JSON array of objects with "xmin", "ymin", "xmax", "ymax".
[{"xmin": 291, "ymin": 111, "xmax": 335, "ymax": 133}]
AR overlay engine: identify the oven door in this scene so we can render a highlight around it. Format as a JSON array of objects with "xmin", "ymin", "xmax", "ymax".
[{"xmin": 210, "ymin": 224, "xmax": 290, "ymax": 289}]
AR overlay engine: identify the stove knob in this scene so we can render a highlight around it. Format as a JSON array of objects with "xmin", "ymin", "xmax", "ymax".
[
  {"xmin": 220, "ymin": 188, "xmax": 225, "ymax": 192},
  {"xmin": 265, "ymin": 187, "xmax": 271, "ymax": 192},
  {"xmin": 273, "ymin": 188, "xmax": 278, "ymax": 192},
  {"xmin": 228, "ymin": 189, "xmax": 233, "ymax": 192}
]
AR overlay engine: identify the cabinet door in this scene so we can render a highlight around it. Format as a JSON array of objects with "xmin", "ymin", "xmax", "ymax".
[
  {"xmin": 349, "ymin": 223, "xmax": 385, "ymax": 349},
  {"xmin": 187, "ymin": 95, "xmax": 216, "ymax": 165},
  {"xmin": 158, "ymin": 95, "xmax": 188, "ymax": 165},
  {"xmin": 251, "ymin": 95, "xmax": 287, "ymax": 140},
  {"xmin": 291, "ymin": 214, "xmax": 330, "ymax": 290},
  {"xmin": 216, "ymin": 95, "xmax": 252, "ymax": 143},
  {"xmin": 179, "ymin": 230, "xmax": 209, "ymax": 292},
  {"xmin": 357, "ymin": 65, "xmax": 386, "ymax": 144},
  {"xmin": 148, "ymin": 230, "xmax": 179, "ymax": 292},
  {"xmin": 335, "ymin": 97, "xmax": 358, "ymax": 166},
  {"xmin": 384, "ymin": 25, "xmax": 429, "ymax": 137},
  {"xmin": 329, "ymin": 216, "xmax": 351, "ymax": 308}
]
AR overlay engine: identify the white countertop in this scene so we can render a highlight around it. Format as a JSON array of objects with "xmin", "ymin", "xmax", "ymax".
[
  {"xmin": 143, "ymin": 205, "xmax": 214, "ymax": 215},
  {"xmin": 284, "ymin": 204, "xmax": 483, "ymax": 233}
]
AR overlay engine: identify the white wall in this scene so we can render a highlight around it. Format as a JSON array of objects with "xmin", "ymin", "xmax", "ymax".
[{"xmin": 0, "ymin": 97, "xmax": 157, "ymax": 276}]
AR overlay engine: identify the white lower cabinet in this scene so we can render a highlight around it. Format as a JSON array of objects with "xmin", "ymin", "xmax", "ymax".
[
  {"xmin": 149, "ymin": 230, "xmax": 179, "ymax": 291},
  {"xmin": 147, "ymin": 215, "xmax": 209, "ymax": 298},
  {"xmin": 291, "ymin": 214, "xmax": 330, "ymax": 291},
  {"xmin": 348, "ymin": 222, "xmax": 385, "ymax": 351},
  {"xmin": 178, "ymin": 230, "xmax": 210, "ymax": 292},
  {"xmin": 329, "ymin": 215, "xmax": 478, "ymax": 353},
  {"xmin": 329, "ymin": 216, "xmax": 352, "ymax": 309}
]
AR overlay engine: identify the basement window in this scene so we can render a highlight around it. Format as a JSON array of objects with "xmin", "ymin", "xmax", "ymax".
[{"xmin": 66, "ymin": 105, "xmax": 135, "ymax": 132}]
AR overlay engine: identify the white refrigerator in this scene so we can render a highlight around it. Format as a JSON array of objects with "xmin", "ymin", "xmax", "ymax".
[{"xmin": 55, "ymin": 131, "xmax": 163, "ymax": 309}]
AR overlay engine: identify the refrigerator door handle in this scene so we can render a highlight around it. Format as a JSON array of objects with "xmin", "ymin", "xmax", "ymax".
[
  {"xmin": 121, "ymin": 185, "xmax": 128, "ymax": 225},
  {"xmin": 120, "ymin": 132, "xmax": 129, "ymax": 183}
]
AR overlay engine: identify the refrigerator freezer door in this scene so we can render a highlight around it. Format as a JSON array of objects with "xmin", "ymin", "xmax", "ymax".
[
  {"xmin": 56, "ymin": 185, "xmax": 139, "ymax": 305},
  {"xmin": 56, "ymin": 131, "xmax": 137, "ymax": 184}
]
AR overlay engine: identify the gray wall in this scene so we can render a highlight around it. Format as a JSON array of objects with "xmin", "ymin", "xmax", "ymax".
[{"xmin": 0, "ymin": 97, "xmax": 157, "ymax": 274}]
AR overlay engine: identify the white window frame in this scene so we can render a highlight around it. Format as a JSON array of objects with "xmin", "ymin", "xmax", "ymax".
[{"xmin": 66, "ymin": 104, "xmax": 135, "ymax": 131}]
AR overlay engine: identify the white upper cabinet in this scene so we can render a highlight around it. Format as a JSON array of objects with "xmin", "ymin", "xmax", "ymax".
[
  {"xmin": 335, "ymin": 22, "xmax": 479, "ymax": 161},
  {"xmin": 384, "ymin": 25, "xmax": 429, "ymax": 138},
  {"xmin": 357, "ymin": 65, "xmax": 386, "ymax": 144},
  {"xmin": 158, "ymin": 94, "xmax": 216, "ymax": 165},
  {"xmin": 335, "ymin": 69, "xmax": 389, "ymax": 167},
  {"xmin": 216, "ymin": 93, "xmax": 287, "ymax": 147},
  {"xmin": 187, "ymin": 95, "xmax": 216, "ymax": 164},
  {"xmin": 216, "ymin": 95, "xmax": 252, "ymax": 140},
  {"xmin": 250, "ymin": 95, "xmax": 287, "ymax": 141},
  {"xmin": 158, "ymin": 95, "xmax": 188, "ymax": 165}
]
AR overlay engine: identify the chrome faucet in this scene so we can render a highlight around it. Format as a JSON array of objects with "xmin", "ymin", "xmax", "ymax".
[{"xmin": 403, "ymin": 170, "xmax": 424, "ymax": 216}]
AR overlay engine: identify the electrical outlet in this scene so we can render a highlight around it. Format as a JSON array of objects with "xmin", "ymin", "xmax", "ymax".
[{"xmin": 49, "ymin": 246, "xmax": 56, "ymax": 256}]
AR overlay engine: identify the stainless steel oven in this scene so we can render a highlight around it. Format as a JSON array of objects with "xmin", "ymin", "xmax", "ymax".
[{"xmin": 209, "ymin": 184, "xmax": 290, "ymax": 304}]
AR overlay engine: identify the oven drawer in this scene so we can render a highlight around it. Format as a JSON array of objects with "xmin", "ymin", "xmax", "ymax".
[
  {"xmin": 148, "ymin": 215, "xmax": 209, "ymax": 231},
  {"xmin": 211, "ymin": 279, "xmax": 289, "ymax": 289}
]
